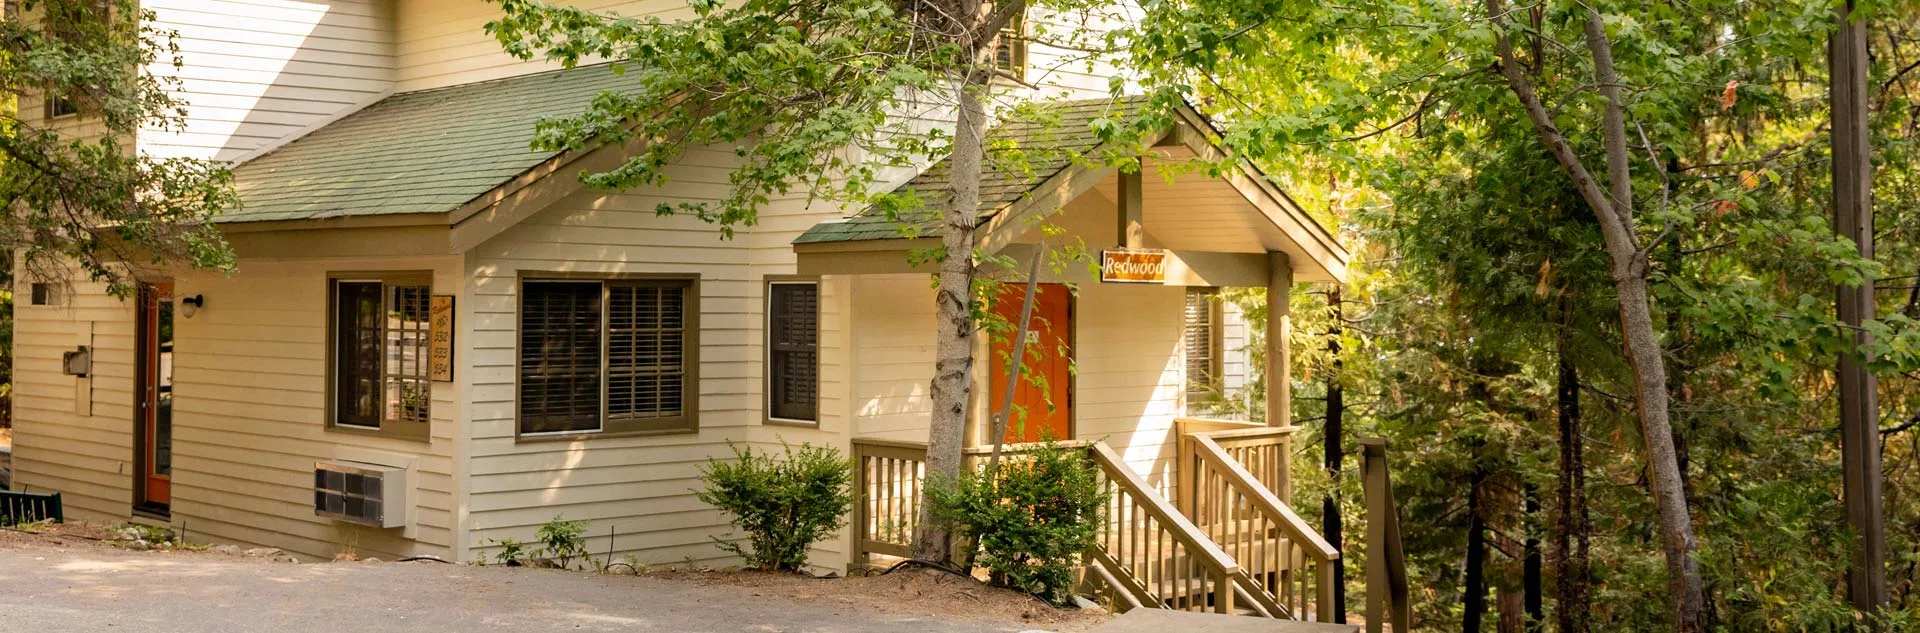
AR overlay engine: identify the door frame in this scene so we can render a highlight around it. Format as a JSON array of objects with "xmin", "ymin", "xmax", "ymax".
[
  {"xmin": 986, "ymin": 282, "xmax": 1077, "ymax": 443},
  {"xmin": 132, "ymin": 281, "xmax": 172, "ymax": 516}
]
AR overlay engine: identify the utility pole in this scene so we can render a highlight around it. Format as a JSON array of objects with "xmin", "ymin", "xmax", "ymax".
[{"xmin": 1831, "ymin": 0, "xmax": 1887, "ymax": 615}]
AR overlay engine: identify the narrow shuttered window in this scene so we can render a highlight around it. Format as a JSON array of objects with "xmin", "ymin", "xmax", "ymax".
[
  {"xmin": 767, "ymin": 281, "xmax": 819, "ymax": 423},
  {"xmin": 519, "ymin": 281, "xmax": 604, "ymax": 435},
  {"xmin": 328, "ymin": 274, "xmax": 432, "ymax": 439},
  {"xmin": 517, "ymin": 277, "xmax": 698, "ymax": 437},
  {"xmin": 1184, "ymin": 289, "xmax": 1223, "ymax": 407}
]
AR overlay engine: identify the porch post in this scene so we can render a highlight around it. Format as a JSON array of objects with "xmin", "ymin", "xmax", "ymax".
[
  {"xmin": 1266, "ymin": 253, "xmax": 1293, "ymax": 427},
  {"xmin": 1117, "ymin": 161, "xmax": 1144, "ymax": 249}
]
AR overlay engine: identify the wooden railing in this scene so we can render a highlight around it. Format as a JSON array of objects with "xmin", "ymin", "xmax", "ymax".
[
  {"xmin": 1362, "ymin": 438, "xmax": 1412, "ymax": 633},
  {"xmin": 1179, "ymin": 427, "xmax": 1339, "ymax": 621},
  {"xmin": 850, "ymin": 438, "xmax": 928, "ymax": 560},
  {"xmin": 1175, "ymin": 418, "xmax": 1293, "ymax": 501},
  {"xmin": 850, "ymin": 438, "xmax": 1093, "ymax": 566},
  {"xmin": 1087, "ymin": 442, "xmax": 1279, "ymax": 616},
  {"xmin": 851, "ymin": 435, "xmax": 1280, "ymax": 617}
]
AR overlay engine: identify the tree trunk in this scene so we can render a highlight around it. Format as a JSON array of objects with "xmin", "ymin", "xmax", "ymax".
[
  {"xmin": 1524, "ymin": 484, "xmax": 1542, "ymax": 631},
  {"xmin": 912, "ymin": 7, "xmax": 992, "ymax": 562},
  {"xmin": 1487, "ymin": 4, "xmax": 1704, "ymax": 628},
  {"xmin": 1831, "ymin": 0, "xmax": 1888, "ymax": 615},
  {"xmin": 1325, "ymin": 287, "xmax": 1348, "ymax": 621},
  {"xmin": 1499, "ymin": 584, "xmax": 1524, "ymax": 633},
  {"xmin": 1465, "ymin": 474, "xmax": 1487, "ymax": 633},
  {"xmin": 1554, "ymin": 314, "xmax": 1592, "ymax": 633}
]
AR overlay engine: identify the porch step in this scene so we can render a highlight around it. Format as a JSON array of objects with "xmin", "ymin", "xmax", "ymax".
[{"xmin": 1089, "ymin": 607, "xmax": 1358, "ymax": 633}]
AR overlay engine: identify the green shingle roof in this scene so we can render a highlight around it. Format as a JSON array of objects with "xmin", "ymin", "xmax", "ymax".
[
  {"xmin": 794, "ymin": 96, "xmax": 1153, "ymax": 244},
  {"xmin": 225, "ymin": 63, "xmax": 640, "ymax": 223}
]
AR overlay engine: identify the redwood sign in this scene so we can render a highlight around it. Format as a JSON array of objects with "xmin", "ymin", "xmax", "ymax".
[{"xmin": 1100, "ymin": 248, "xmax": 1169, "ymax": 283}]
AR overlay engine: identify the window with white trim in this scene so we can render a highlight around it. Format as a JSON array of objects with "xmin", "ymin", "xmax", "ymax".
[
  {"xmin": 766, "ymin": 280, "xmax": 819, "ymax": 423},
  {"xmin": 329, "ymin": 273, "xmax": 433, "ymax": 439},
  {"xmin": 519, "ymin": 277, "xmax": 697, "ymax": 436}
]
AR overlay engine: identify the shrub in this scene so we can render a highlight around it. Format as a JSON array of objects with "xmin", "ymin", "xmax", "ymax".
[
  {"xmin": 928, "ymin": 441, "xmax": 1109, "ymax": 605},
  {"xmin": 537, "ymin": 515, "xmax": 589, "ymax": 569},
  {"xmin": 697, "ymin": 442, "xmax": 853, "ymax": 571},
  {"xmin": 488, "ymin": 536, "xmax": 527, "ymax": 566}
]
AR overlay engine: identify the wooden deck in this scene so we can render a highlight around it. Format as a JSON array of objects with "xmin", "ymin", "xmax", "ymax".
[{"xmin": 846, "ymin": 418, "xmax": 1408, "ymax": 625}]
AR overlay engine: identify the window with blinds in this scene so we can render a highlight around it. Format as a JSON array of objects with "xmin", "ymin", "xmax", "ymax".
[
  {"xmin": 990, "ymin": 5, "xmax": 1027, "ymax": 75},
  {"xmin": 1184, "ymin": 289, "xmax": 1223, "ymax": 407},
  {"xmin": 767, "ymin": 281, "xmax": 819, "ymax": 423},
  {"xmin": 607, "ymin": 284, "xmax": 686, "ymax": 422},
  {"xmin": 518, "ymin": 277, "xmax": 698, "ymax": 436},
  {"xmin": 329, "ymin": 274, "xmax": 432, "ymax": 439}
]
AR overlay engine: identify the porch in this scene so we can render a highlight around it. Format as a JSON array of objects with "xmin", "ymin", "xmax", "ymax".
[
  {"xmin": 846, "ymin": 419, "xmax": 1406, "ymax": 625},
  {"xmin": 788, "ymin": 97, "xmax": 1405, "ymax": 626}
]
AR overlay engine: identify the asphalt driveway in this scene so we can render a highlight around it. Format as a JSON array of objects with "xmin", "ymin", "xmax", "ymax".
[{"xmin": 0, "ymin": 545, "xmax": 1058, "ymax": 633}]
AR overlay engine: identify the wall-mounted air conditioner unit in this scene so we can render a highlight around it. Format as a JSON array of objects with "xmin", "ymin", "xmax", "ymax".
[{"xmin": 313, "ymin": 460, "xmax": 407, "ymax": 528}]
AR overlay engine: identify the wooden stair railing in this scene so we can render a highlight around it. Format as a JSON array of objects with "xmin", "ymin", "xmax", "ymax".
[
  {"xmin": 1086, "ymin": 442, "xmax": 1282, "ymax": 617},
  {"xmin": 849, "ymin": 438, "xmax": 1094, "ymax": 568},
  {"xmin": 849, "ymin": 436, "xmax": 1290, "ymax": 618},
  {"xmin": 1183, "ymin": 430, "xmax": 1341, "ymax": 622},
  {"xmin": 1362, "ymin": 438, "xmax": 1412, "ymax": 633}
]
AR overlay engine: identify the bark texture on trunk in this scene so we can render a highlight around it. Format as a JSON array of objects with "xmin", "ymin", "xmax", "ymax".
[
  {"xmin": 1832, "ymin": 0, "xmax": 1888, "ymax": 614},
  {"xmin": 912, "ymin": 2, "xmax": 993, "ymax": 562},
  {"xmin": 1465, "ymin": 475, "xmax": 1487, "ymax": 633},
  {"xmin": 1485, "ymin": 3, "xmax": 1704, "ymax": 629},
  {"xmin": 1325, "ymin": 287, "xmax": 1347, "ymax": 621},
  {"xmin": 1524, "ymin": 484, "xmax": 1542, "ymax": 631},
  {"xmin": 1554, "ymin": 325, "xmax": 1592, "ymax": 633}
]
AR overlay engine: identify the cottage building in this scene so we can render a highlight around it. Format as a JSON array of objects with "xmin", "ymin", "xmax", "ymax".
[{"xmin": 11, "ymin": 2, "xmax": 1350, "ymax": 607}]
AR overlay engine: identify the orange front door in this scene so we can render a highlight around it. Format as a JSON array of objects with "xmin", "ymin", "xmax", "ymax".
[
  {"xmin": 989, "ymin": 283, "xmax": 1072, "ymax": 443},
  {"xmin": 135, "ymin": 282, "xmax": 173, "ymax": 509}
]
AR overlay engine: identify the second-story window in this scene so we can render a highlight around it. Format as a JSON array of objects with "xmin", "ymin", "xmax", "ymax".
[
  {"xmin": 990, "ymin": 5, "xmax": 1027, "ymax": 75},
  {"xmin": 45, "ymin": 93, "xmax": 78, "ymax": 119}
]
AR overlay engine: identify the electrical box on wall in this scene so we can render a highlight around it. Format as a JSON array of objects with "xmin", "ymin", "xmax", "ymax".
[{"xmin": 61, "ymin": 346, "xmax": 91, "ymax": 377}]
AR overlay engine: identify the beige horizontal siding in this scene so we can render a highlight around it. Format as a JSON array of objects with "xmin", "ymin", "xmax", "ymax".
[
  {"xmin": 167, "ymin": 256, "xmax": 461, "ymax": 561},
  {"xmin": 846, "ymin": 275, "xmax": 939, "ymax": 445},
  {"xmin": 461, "ymin": 136, "xmax": 865, "ymax": 571},
  {"xmin": 9, "ymin": 260, "xmax": 139, "ymax": 522},
  {"xmin": 394, "ymin": 0, "xmax": 686, "ymax": 92},
  {"xmin": 141, "ymin": 0, "xmax": 395, "ymax": 161}
]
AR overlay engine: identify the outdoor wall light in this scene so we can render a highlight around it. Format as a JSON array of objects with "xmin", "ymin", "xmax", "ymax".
[{"xmin": 180, "ymin": 294, "xmax": 205, "ymax": 318}]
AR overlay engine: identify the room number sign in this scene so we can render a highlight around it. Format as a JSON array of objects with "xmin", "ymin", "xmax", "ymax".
[{"xmin": 430, "ymin": 295, "xmax": 455, "ymax": 382}]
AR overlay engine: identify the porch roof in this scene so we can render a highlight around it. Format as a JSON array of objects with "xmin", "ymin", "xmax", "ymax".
[
  {"xmin": 223, "ymin": 63, "xmax": 639, "ymax": 223},
  {"xmin": 794, "ymin": 97, "xmax": 1150, "ymax": 245},
  {"xmin": 792, "ymin": 97, "xmax": 1350, "ymax": 283}
]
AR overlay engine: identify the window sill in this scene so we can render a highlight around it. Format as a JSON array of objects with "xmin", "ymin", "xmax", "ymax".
[
  {"xmin": 324, "ymin": 423, "xmax": 431, "ymax": 443},
  {"xmin": 763, "ymin": 417, "xmax": 819, "ymax": 428},
  {"xmin": 514, "ymin": 427, "xmax": 699, "ymax": 444}
]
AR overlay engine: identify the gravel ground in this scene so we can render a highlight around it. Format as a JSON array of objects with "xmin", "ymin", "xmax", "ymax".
[{"xmin": 0, "ymin": 531, "xmax": 1099, "ymax": 633}]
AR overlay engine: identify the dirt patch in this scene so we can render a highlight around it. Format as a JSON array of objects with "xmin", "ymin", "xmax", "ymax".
[
  {"xmin": 0, "ymin": 521, "xmax": 273, "ymax": 562},
  {"xmin": 643, "ymin": 568, "xmax": 1110, "ymax": 632}
]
